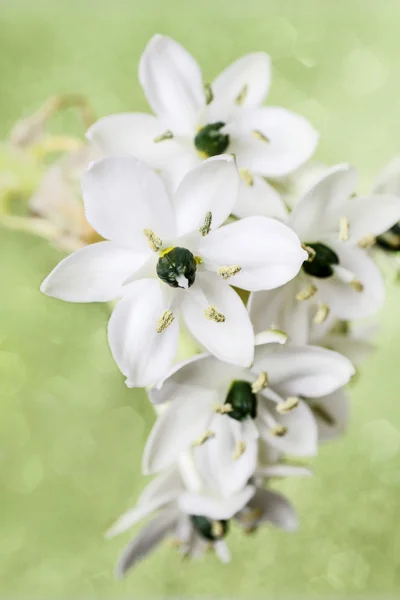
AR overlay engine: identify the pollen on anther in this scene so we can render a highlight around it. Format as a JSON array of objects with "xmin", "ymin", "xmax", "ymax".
[
  {"xmin": 358, "ymin": 234, "xmax": 376, "ymax": 249},
  {"xmin": 215, "ymin": 403, "xmax": 233, "ymax": 414},
  {"xmin": 144, "ymin": 228, "xmax": 162, "ymax": 252},
  {"xmin": 270, "ymin": 424, "xmax": 288, "ymax": 437},
  {"xmin": 156, "ymin": 310, "xmax": 174, "ymax": 333},
  {"xmin": 239, "ymin": 167, "xmax": 254, "ymax": 186},
  {"xmin": 302, "ymin": 244, "xmax": 316, "ymax": 262},
  {"xmin": 350, "ymin": 279, "xmax": 364, "ymax": 292},
  {"xmin": 205, "ymin": 306, "xmax": 226, "ymax": 323},
  {"xmin": 235, "ymin": 84, "xmax": 248, "ymax": 106},
  {"xmin": 252, "ymin": 129, "xmax": 270, "ymax": 143},
  {"xmin": 204, "ymin": 83, "xmax": 214, "ymax": 105},
  {"xmin": 276, "ymin": 396, "xmax": 299, "ymax": 414},
  {"xmin": 251, "ymin": 372, "xmax": 269, "ymax": 393},
  {"xmin": 314, "ymin": 303, "xmax": 330, "ymax": 324},
  {"xmin": 211, "ymin": 521, "xmax": 224, "ymax": 538},
  {"xmin": 296, "ymin": 284, "xmax": 318, "ymax": 301},
  {"xmin": 199, "ymin": 211, "xmax": 212, "ymax": 236},
  {"xmin": 154, "ymin": 130, "xmax": 174, "ymax": 143},
  {"xmin": 339, "ymin": 216, "xmax": 350, "ymax": 241},
  {"xmin": 217, "ymin": 265, "xmax": 241, "ymax": 280},
  {"xmin": 233, "ymin": 440, "xmax": 247, "ymax": 460},
  {"xmin": 192, "ymin": 430, "xmax": 215, "ymax": 446}
]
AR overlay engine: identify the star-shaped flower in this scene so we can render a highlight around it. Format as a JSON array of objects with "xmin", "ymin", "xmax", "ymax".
[
  {"xmin": 87, "ymin": 34, "xmax": 318, "ymax": 219},
  {"xmin": 41, "ymin": 155, "xmax": 306, "ymax": 387}
]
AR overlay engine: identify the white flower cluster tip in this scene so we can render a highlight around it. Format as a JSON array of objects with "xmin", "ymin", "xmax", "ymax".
[{"xmin": 39, "ymin": 35, "xmax": 400, "ymax": 576}]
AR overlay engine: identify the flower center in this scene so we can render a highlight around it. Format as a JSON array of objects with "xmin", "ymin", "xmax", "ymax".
[
  {"xmin": 194, "ymin": 122, "xmax": 230, "ymax": 158},
  {"xmin": 302, "ymin": 242, "xmax": 339, "ymax": 279},
  {"xmin": 225, "ymin": 380, "xmax": 257, "ymax": 421},
  {"xmin": 190, "ymin": 515, "xmax": 229, "ymax": 541},
  {"xmin": 156, "ymin": 247, "xmax": 197, "ymax": 289},
  {"xmin": 376, "ymin": 222, "xmax": 400, "ymax": 252}
]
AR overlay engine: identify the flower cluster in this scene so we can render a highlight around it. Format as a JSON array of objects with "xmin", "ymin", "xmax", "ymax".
[{"xmin": 38, "ymin": 35, "xmax": 400, "ymax": 576}]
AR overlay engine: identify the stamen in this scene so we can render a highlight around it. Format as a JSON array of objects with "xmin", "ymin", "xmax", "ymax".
[
  {"xmin": 211, "ymin": 521, "xmax": 224, "ymax": 538},
  {"xmin": 205, "ymin": 306, "xmax": 226, "ymax": 323},
  {"xmin": 192, "ymin": 430, "xmax": 215, "ymax": 446},
  {"xmin": 270, "ymin": 424, "xmax": 288, "ymax": 437},
  {"xmin": 235, "ymin": 84, "xmax": 248, "ymax": 106},
  {"xmin": 239, "ymin": 508, "xmax": 263, "ymax": 524},
  {"xmin": 156, "ymin": 310, "xmax": 174, "ymax": 333},
  {"xmin": 217, "ymin": 265, "xmax": 241, "ymax": 280},
  {"xmin": 339, "ymin": 216, "xmax": 350, "ymax": 241},
  {"xmin": 358, "ymin": 234, "xmax": 376, "ymax": 249},
  {"xmin": 311, "ymin": 404, "xmax": 336, "ymax": 426},
  {"xmin": 144, "ymin": 228, "xmax": 162, "ymax": 252},
  {"xmin": 314, "ymin": 303, "xmax": 330, "ymax": 324},
  {"xmin": 204, "ymin": 83, "xmax": 214, "ymax": 105},
  {"xmin": 252, "ymin": 129, "xmax": 270, "ymax": 143},
  {"xmin": 302, "ymin": 244, "xmax": 316, "ymax": 262},
  {"xmin": 232, "ymin": 440, "xmax": 247, "ymax": 460},
  {"xmin": 199, "ymin": 211, "xmax": 212, "ymax": 236},
  {"xmin": 239, "ymin": 167, "xmax": 254, "ymax": 186},
  {"xmin": 276, "ymin": 396, "xmax": 299, "ymax": 414},
  {"xmin": 195, "ymin": 256, "xmax": 203, "ymax": 265},
  {"xmin": 296, "ymin": 284, "xmax": 318, "ymax": 301},
  {"xmin": 350, "ymin": 279, "xmax": 364, "ymax": 292},
  {"xmin": 154, "ymin": 130, "xmax": 174, "ymax": 143},
  {"xmin": 214, "ymin": 403, "xmax": 233, "ymax": 414},
  {"xmin": 251, "ymin": 371, "xmax": 269, "ymax": 393}
]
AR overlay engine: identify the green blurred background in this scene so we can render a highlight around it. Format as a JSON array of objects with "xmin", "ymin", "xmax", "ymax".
[{"xmin": 1, "ymin": 0, "xmax": 400, "ymax": 596}]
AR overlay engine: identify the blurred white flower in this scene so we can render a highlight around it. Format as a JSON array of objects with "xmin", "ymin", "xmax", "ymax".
[
  {"xmin": 143, "ymin": 331, "xmax": 354, "ymax": 495},
  {"xmin": 41, "ymin": 154, "xmax": 306, "ymax": 387},
  {"xmin": 87, "ymin": 34, "xmax": 318, "ymax": 219},
  {"xmin": 248, "ymin": 164, "xmax": 400, "ymax": 329}
]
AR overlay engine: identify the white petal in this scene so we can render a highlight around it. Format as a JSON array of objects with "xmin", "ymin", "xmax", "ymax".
[
  {"xmin": 253, "ymin": 343, "xmax": 355, "ymax": 397},
  {"xmin": 214, "ymin": 540, "xmax": 231, "ymax": 563},
  {"xmin": 321, "ymin": 332, "xmax": 375, "ymax": 366},
  {"xmin": 247, "ymin": 488, "xmax": 298, "ymax": 531},
  {"xmin": 173, "ymin": 155, "xmax": 239, "ymax": 237},
  {"xmin": 338, "ymin": 194, "xmax": 400, "ymax": 242},
  {"xmin": 316, "ymin": 240, "xmax": 385, "ymax": 320},
  {"xmin": 137, "ymin": 468, "xmax": 183, "ymax": 507},
  {"xmin": 257, "ymin": 397, "xmax": 318, "ymax": 457},
  {"xmin": 40, "ymin": 242, "xmax": 145, "ymax": 302},
  {"xmin": 181, "ymin": 272, "xmax": 254, "ymax": 367},
  {"xmin": 139, "ymin": 35, "xmax": 205, "ymax": 133},
  {"xmin": 373, "ymin": 155, "xmax": 400, "ymax": 195},
  {"xmin": 259, "ymin": 464, "xmax": 312, "ymax": 478},
  {"xmin": 108, "ymin": 279, "xmax": 179, "ymax": 387},
  {"xmin": 143, "ymin": 388, "xmax": 216, "ymax": 474},
  {"xmin": 248, "ymin": 277, "xmax": 313, "ymax": 344},
  {"xmin": 86, "ymin": 112, "xmax": 189, "ymax": 167},
  {"xmin": 199, "ymin": 216, "xmax": 307, "ymax": 291},
  {"xmin": 178, "ymin": 485, "xmax": 255, "ymax": 520},
  {"xmin": 149, "ymin": 353, "xmax": 243, "ymax": 405},
  {"xmin": 254, "ymin": 329, "xmax": 288, "ymax": 346},
  {"xmin": 211, "ymin": 53, "xmax": 271, "ymax": 108},
  {"xmin": 233, "ymin": 174, "xmax": 288, "ymax": 220},
  {"xmin": 289, "ymin": 164, "xmax": 358, "ymax": 240},
  {"xmin": 115, "ymin": 509, "xmax": 178, "ymax": 578},
  {"xmin": 310, "ymin": 388, "xmax": 350, "ymax": 442},
  {"xmin": 227, "ymin": 107, "xmax": 318, "ymax": 178},
  {"xmin": 82, "ymin": 156, "xmax": 175, "ymax": 248}
]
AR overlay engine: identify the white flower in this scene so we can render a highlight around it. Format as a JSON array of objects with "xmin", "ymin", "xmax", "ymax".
[
  {"xmin": 248, "ymin": 164, "xmax": 400, "ymax": 328},
  {"xmin": 143, "ymin": 331, "xmax": 354, "ymax": 495},
  {"xmin": 106, "ymin": 462, "xmax": 255, "ymax": 577},
  {"xmin": 41, "ymin": 154, "xmax": 306, "ymax": 387},
  {"xmin": 87, "ymin": 34, "xmax": 318, "ymax": 219}
]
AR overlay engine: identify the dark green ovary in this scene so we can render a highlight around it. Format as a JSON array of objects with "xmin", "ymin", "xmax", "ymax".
[
  {"xmin": 302, "ymin": 242, "xmax": 339, "ymax": 279},
  {"xmin": 156, "ymin": 247, "xmax": 197, "ymax": 288},
  {"xmin": 190, "ymin": 515, "xmax": 229, "ymax": 541},
  {"xmin": 194, "ymin": 122, "xmax": 230, "ymax": 157},
  {"xmin": 225, "ymin": 380, "xmax": 257, "ymax": 421}
]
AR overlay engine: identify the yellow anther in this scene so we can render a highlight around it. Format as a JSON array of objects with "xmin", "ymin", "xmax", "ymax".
[
  {"xmin": 270, "ymin": 424, "xmax": 288, "ymax": 437},
  {"xmin": 358, "ymin": 234, "xmax": 376, "ymax": 249},
  {"xmin": 350, "ymin": 279, "xmax": 364, "ymax": 292},
  {"xmin": 276, "ymin": 396, "xmax": 300, "ymax": 414},
  {"xmin": 251, "ymin": 372, "xmax": 269, "ymax": 393},
  {"xmin": 156, "ymin": 310, "xmax": 174, "ymax": 333},
  {"xmin": 252, "ymin": 129, "xmax": 270, "ymax": 143},
  {"xmin": 311, "ymin": 404, "xmax": 335, "ymax": 426},
  {"xmin": 314, "ymin": 303, "xmax": 330, "ymax": 324},
  {"xmin": 199, "ymin": 211, "xmax": 212, "ymax": 236},
  {"xmin": 192, "ymin": 430, "xmax": 215, "ymax": 446},
  {"xmin": 211, "ymin": 521, "xmax": 224, "ymax": 538},
  {"xmin": 302, "ymin": 244, "xmax": 316, "ymax": 262},
  {"xmin": 159, "ymin": 246, "xmax": 174, "ymax": 258},
  {"xmin": 204, "ymin": 83, "xmax": 214, "ymax": 105},
  {"xmin": 296, "ymin": 284, "xmax": 318, "ymax": 301},
  {"xmin": 217, "ymin": 265, "xmax": 241, "ymax": 280},
  {"xmin": 339, "ymin": 216, "xmax": 350, "ymax": 241},
  {"xmin": 232, "ymin": 440, "xmax": 247, "ymax": 460},
  {"xmin": 215, "ymin": 403, "xmax": 233, "ymax": 414},
  {"xmin": 194, "ymin": 255, "xmax": 203, "ymax": 265},
  {"xmin": 154, "ymin": 130, "xmax": 174, "ymax": 143},
  {"xmin": 144, "ymin": 228, "xmax": 162, "ymax": 252},
  {"xmin": 235, "ymin": 84, "xmax": 248, "ymax": 106},
  {"xmin": 239, "ymin": 508, "xmax": 263, "ymax": 524},
  {"xmin": 239, "ymin": 167, "xmax": 254, "ymax": 186},
  {"xmin": 204, "ymin": 306, "xmax": 226, "ymax": 323}
]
